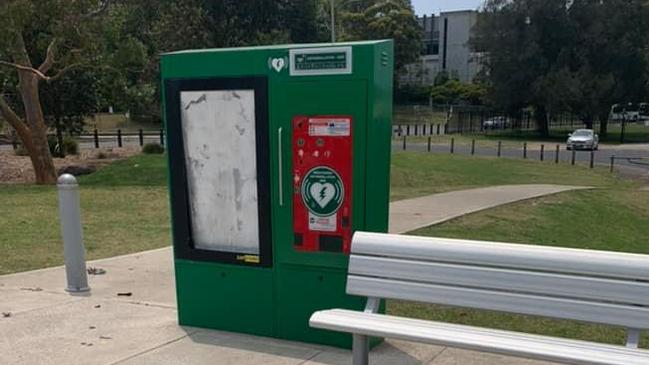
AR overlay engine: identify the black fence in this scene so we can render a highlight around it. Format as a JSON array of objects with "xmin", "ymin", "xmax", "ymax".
[
  {"xmin": 395, "ymin": 104, "xmax": 649, "ymax": 143},
  {"xmin": 0, "ymin": 129, "xmax": 165, "ymax": 151}
]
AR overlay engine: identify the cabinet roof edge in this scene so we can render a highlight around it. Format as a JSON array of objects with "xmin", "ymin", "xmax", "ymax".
[{"xmin": 161, "ymin": 40, "xmax": 393, "ymax": 57}]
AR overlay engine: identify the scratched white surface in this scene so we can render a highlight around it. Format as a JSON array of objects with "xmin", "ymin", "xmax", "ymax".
[{"xmin": 180, "ymin": 90, "xmax": 260, "ymax": 254}]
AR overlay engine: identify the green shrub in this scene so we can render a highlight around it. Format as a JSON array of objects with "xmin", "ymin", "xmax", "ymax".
[
  {"xmin": 142, "ymin": 143, "xmax": 165, "ymax": 154},
  {"xmin": 47, "ymin": 135, "xmax": 79, "ymax": 157},
  {"xmin": 62, "ymin": 137, "xmax": 79, "ymax": 155},
  {"xmin": 14, "ymin": 145, "xmax": 29, "ymax": 156}
]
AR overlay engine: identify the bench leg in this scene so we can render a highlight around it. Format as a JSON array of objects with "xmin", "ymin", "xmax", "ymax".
[{"xmin": 353, "ymin": 334, "xmax": 369, "ymax": 365}]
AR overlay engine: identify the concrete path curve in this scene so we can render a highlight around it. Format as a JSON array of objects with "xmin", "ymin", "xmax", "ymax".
[{"xmin": 389, "ymin": 184, "xmax": 592, "ymax": 234}]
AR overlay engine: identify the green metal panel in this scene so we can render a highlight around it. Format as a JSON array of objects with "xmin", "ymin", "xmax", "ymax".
[
  {"xmin": 174, "ymin": 260, "xmax": 275, "ymax": 337},
  {"xmin": 161, "ymin": 40, "xmax": 394, "ymax": 348}
]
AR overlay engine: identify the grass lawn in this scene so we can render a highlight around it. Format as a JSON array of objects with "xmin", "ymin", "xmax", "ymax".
[
  {"xmin": 392, "ymin": 185, "xmax": 649, "ymax": 348},
  {"xmin": 0, "ymin": 154, "xmax": 169, "ymax": 275},
  {"xmin": 84, "ymin": 113, "xmax": 162, "ymax": 133},
  {"xmin": 390, "ymin": 152, "xmax": 625, "ymax": 201}
]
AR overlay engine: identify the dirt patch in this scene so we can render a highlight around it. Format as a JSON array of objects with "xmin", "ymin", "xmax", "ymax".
[{"xmin": 0, "ymin": 147, "xmax": 140, "ymax": 184}]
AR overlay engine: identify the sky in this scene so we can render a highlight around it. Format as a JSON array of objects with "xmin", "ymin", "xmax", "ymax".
[{"xmin": 412, "ymin": 0, "xmax": 484, "ymax": 15}]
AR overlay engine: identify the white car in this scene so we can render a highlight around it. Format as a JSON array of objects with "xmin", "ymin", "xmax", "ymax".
[
  {"xmin": 567, "ymin": 129, "xmax": 599, "ymax": 151},
  {"xmin": 482, "ymin": 116, "xmax": 509, "ymax": 129}
]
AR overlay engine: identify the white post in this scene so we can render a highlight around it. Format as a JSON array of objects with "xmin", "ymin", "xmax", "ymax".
[{"xmin": 57, "ymin": 174, "xmax": 90, "ymax": 293}]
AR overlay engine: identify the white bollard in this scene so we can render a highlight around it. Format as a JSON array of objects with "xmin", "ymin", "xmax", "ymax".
[{"xmin": 57, "ymin": 174, "xmax": 90, "ymax": 293}]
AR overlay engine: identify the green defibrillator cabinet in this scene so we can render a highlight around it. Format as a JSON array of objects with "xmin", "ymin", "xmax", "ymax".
[{"xmin": 161, "ymin": 40, "xmax": 393, "ymax": 348}]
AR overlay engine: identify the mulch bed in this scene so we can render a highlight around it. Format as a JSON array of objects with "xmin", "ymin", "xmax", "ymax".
[{"xmin": 0, "ymin": 147, "xmax": 140, "ymax": 184}]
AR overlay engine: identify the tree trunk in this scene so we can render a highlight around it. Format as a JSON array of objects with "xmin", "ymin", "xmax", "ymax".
[
  {"xmin": 599, "ymin": 113, "xmax": 609, "ymax": 137},
  {"xmin": 535, "ymin": 105, "xmax": 549, "ymax": 137},
  {"xmin": 55, "ymin": 119, "xmax": 65, "ymax": 158},
  {"xmin": 19, "ymin": 72, "xmax": 57, "ymax": 184}
]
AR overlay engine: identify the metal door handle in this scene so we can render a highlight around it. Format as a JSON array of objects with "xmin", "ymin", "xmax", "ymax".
[{"xmin": 278, "ymin": 127, "xmax": 284, "ymax": 206}]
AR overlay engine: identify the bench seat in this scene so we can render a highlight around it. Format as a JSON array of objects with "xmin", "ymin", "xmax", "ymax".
[{"xmin": 311, "ymin": 309, "xmax": 649, "ymax": 365}]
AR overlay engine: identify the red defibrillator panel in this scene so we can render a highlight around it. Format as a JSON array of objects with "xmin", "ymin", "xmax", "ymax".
[{"xmin": 292, "ymin": 116, "xmax": 353, "ymax": 254}]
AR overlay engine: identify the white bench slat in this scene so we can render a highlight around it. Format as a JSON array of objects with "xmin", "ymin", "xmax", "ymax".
[
  {"xmin": 352, "ymin": 232, "xmax": 649, "ymax": 280},
  {"xmin": 347, "ymin": 276, "xmax": 649, "ymax": 329},
  {"xmin": 349, "ymin": 255, "xmax": 649, "ymax": 306},
  {"xmin": 310, "ymin": 309, "xmax": 649, "ymax": 365}
]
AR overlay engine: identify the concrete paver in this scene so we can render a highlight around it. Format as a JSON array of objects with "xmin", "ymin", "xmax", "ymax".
[
  {"xmin": 429, "ymin": 348, "xmax": 555, "ymax": 365},
  {"xmin": 389, "ymin": 184, "xmax": 591, "ymax": 234},
  {"xmin": 1, "ymin": 185, "xmax": 583, "ymax": 365}
]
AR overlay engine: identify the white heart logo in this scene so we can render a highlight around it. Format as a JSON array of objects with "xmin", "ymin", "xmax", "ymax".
[
  {"xmin": 271, "ymin": 58, "xmax": 285, "ymax": 72},
  {"xmin": 310, "ymin": 183, "xmax": 335, "ymax": 209}
]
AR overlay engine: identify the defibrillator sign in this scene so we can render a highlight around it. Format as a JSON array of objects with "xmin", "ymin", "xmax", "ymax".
[{"xmin": 301, "ymin": 166, "xmax": 344, "ymax": 217}]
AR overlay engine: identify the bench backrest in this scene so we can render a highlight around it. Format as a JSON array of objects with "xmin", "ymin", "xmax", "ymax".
[{"xmin": 348, "ymin": 232, "xmax": 649, "ymax": 330}]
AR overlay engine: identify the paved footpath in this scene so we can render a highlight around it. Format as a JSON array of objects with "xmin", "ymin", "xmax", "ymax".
[
  {"xmin": 0, "ymin": 185, "xmax": 588, "ymax": 365},
  {"xmin": 389, "ymin": 184, "xmax": 592, "ymax": 234}
]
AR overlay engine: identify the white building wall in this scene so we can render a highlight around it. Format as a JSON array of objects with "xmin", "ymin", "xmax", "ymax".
[{"xmin": 401, "ymin": 10, "xmax": 481, "ymax": 86}]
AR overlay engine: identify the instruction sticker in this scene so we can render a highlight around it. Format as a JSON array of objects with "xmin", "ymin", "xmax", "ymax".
[
  {"xmin": 308, "ymin": 118, "xmax": 351, "ymax": 137},
  {"xmin": 308, "ymin": 212, "xmax": 337, "ymax": 232}
]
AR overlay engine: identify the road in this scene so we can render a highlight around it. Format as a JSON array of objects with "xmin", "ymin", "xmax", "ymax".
[{"xmin": 393, "ymin": 139, "xmax": 649, "ymax": 180}]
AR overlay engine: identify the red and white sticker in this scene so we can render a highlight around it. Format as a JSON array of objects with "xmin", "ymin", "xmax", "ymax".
[
  {"xmin": 308, "ymin": 212, "xmax": 337, "ymax": 232},
  {"xmin": 308, "ymin": 118, "xmax": 351, "ymax": 137}
]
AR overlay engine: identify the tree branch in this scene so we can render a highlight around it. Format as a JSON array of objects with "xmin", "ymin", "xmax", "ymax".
[
  {"xmin": 0, "ymin": 91, "xmax": 29, "ymax": 139},
  {"xmin": 83, "ymin": 0, "xmax": 111, "ymax": 18},
  {"xmin": 38, "ymin": 39, "xmax": 57, "ymax": 74},
  {"xmin": 0, "ymin": 60, "xmax": 50, "ymax": 81}
]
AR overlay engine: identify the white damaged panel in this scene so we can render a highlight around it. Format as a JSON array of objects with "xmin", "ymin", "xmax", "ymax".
[{"xmin": 180, "ymin": 90, "xmax": 260, "ymax": 254}]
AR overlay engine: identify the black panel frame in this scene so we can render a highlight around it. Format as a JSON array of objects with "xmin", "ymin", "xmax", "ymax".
[{"xmin": 165, "ymin": 76, "xmax": 272, "ymax": 267}]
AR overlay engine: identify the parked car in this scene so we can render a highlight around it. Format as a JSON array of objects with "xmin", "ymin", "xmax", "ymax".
[
  {"xmin": 482, "ymin": 116, "xmax": 509, "ymax": 130},
  {"xmin": 610, "ymin": 103, "xmax": 640, "ymax": 122},
  {"xmin": 639, "ymin": 102, "xmax": 649, "ymax": 123},
  {"xmin": 567, "ymin": 129, "xmax": 599, "ymax": 151}
]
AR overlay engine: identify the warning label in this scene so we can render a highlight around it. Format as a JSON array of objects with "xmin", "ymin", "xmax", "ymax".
[
  {"xmin": 308, "ymin": 118, "xmax": 351, "ymax": 137},
  {"xmin": 308, "ymin": 212, "xmax": 337, "ymax": 232}
]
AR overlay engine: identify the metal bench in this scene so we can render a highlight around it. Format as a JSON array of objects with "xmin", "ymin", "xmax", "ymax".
[{"xmin": 310, "ymin": 232, "xmax": 649, "ymax": 365}]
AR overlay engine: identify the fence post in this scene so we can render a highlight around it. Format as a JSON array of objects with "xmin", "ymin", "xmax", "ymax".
[
  {"xmin": 160, "ymin": 129, "xmax": 164, "ymax": 146},
  {"xmin": 94, "ymin": 129, "xmax": 99, "ymax": 149},
  {"xmin": 571, "ymin": 149, "xmax": 576, "ymax": 166},
  {"xmin": 402, "ymin": 136, "xmax": 407, "ymax": 151},
  {"xmin": 429, "ymin": 123, "xmax": 434, "ymax": 136},
  {"xmin": 57, "ymin": 174, "xmax": 90, "ymax": 293},
  {"xmin": 139, "ymin": 129, "xmax": 144, "ymax": 146},
  {"xmin": 437, "ymin": 124, "xmax": 441, "ymax": 135},
  {"xmin": 610, "ymin": 155, "xmax": 615, "ymax": 173},
  {"xmin": 12, "ymin": 137, "xmax": 18, "ymax": 150},
  {"xmin": 427, "ymin": 137, "xmax": 431, "ymax": 152},
  {"xmin": 117, "ymin": 129, "xmax": 122, "ymax": 148},
  {"xmin": 590, "ymin": 150, "xmax": 595, "ymax": 169},
  {"xmin": 523, "ymin": 142, "xmax": 527, "ymax": 159},
  {"xmin": 471, "ymin": 139, "xmax": 476, "ymax": 155},
  {"xmin": 540, "ymin": 144, "xmax": 545, "ymax": 161},
  {"xmin": 555, "ymin": 145, "xmax": 560, "ymax": 164},
  {"xmin": 406, "ymin": 125, "xmax": 410, "ymax": 136},
  {"xmin": 497, "ymin": 141, "xmax": 502, "ymax": 157},
  {"xmin": 414, "ymin": 124, "xmax": 418, "ymax": 136},
  {"xmin": 450, "ymin": 138, "xmax": 455, "ymax": 154}
]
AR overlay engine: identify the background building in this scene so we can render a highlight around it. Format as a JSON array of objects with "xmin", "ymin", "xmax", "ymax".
[{"xmin": 401, "ymin": 10, "xmax": 482, "ymax": 86}]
